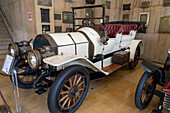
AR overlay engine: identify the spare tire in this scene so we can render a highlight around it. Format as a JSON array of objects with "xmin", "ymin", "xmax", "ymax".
[{"xmin": 85, "ymin": 0, "xmax": 95, "ymax": 4}]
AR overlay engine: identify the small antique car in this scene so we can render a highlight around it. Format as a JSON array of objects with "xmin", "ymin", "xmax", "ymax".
[
  {"xmin": 5, "ymin": 5, "xmax": 144, "ymax": 113},
  {"xmin": 135, "ymin": 49, "xmax": 170, "ymax": 113}
]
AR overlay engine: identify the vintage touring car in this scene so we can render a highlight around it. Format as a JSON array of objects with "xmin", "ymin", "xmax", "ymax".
[
  {"xmin": 4, "ymin": 5, "xmax": 144, "ymax": 113},
  {"xmin": 135, "ymin": 49, "xmax": 170, "ymax": 113}
]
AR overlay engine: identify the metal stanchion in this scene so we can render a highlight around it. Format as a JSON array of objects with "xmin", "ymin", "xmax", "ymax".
[{"xmin": 11, "ymin": 69, "xmax": 21, "ymax": 113}]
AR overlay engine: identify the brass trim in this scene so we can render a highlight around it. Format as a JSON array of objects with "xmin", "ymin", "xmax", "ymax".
[{"xmin": 0, "ymin": 7, "xmax": 16, "ymax": 35}]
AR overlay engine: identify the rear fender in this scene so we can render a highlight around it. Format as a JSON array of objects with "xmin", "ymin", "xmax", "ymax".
[{"xmin": 128, "ymin": 40, "xmax": 144, "ymax": 59}]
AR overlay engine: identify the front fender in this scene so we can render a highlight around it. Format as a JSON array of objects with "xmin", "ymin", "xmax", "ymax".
[
  {"xmin": 43, "ymin": 55, "xmax": 109, "ymax": 75},
  {"xmin": 141, "ymin": 60, "xmax": 161, "ymax": 73},
  {"xmin": 141, "ymin": 60, "xmax": 166, "ymax": 86}
]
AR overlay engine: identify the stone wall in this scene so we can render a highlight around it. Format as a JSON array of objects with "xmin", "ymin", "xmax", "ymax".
[
  {"xmin": 0, "ymin": 0, "xmax": 36, "ymax": 42},
  {"xmin": 117, "ymin": 0, "xmax": 170, "ymax": 63},
  {"xmin": 53, "ymin": 0, "xmax": 112, "ymax": 32},
  {"xmin": 0, "ymin": 0, "xmax": 170, "ymax": 63}
]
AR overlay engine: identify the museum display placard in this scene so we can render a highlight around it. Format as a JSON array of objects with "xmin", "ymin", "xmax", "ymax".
[
  {"xmin": 105, "ymin": 16, "xmax": 109, "ymax": 23},
  {"xmin": 102, "ymin": 0, "xmax": 106, "ymax": 4},
  {"xmin": 163, "ymin": 0, "xmax": 170, "ymax": 7},
  {"xmin": 66, "ymin": 28, "xmax": 73, "ymax": 32},
  {"xmin": 37, "ymin": 0, "xmax": 52, "ymax": 6},
  {"xmin": 54, "ymin": 14, "xmax": 61, "ymax": 20},
  {"xmin": 42, "ymin": 25, "xmax": 50, "ymax": 31},
  {"xmin": 85, "ymin": 8, "xmax": 94, "ymax": 18},
  {"xmin": 65, "ymin": 0, "xmax": 73, "ymax": 3},
  {"xmin": 139, "ymin": 13, "xmax": 149, "ymax": 26},
  {"xmin": 55, "ymin": 26, "xmax": 62, "ymax": 33},
  {"xmin": 141, "ymin": 1, "xmax": 150, "ymax": 8},
  {"xmin": 106, "ymin": 1, "xmax": 111, "ymax": 9},
  {"xmin": 41, "ymin": 8, "xmax": 50, "ymax": 23},
  {"xmin": 159, "ymin": 16, "xmax": 170, "ymax": 33},
  {"xmin": 2, "ymin": 55, "xmax": 15, "ymax": 74},
  {"xmin": 62, "ymin": 11, "xmax": 73, "ymax": 23},
  {"xmin": 123, "ymin": 4, "xmax": 131, "ymax": 11},
  {"xmin": 122, "ymin": 14, "xmax": 129, "ymax": 21},
  {"xmin": 85, "ymin": 0, "xmax": 95, "ymax": 4}
]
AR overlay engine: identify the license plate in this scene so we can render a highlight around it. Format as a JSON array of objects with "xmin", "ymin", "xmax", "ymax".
[{"xmin": 2, "ymin": 55, "xmax": 15, "ymax": 74}]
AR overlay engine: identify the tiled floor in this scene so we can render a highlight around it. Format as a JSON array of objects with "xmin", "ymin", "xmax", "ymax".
[{"xmin": 0, "ymin": 61, "xmax": 169, "ymax": 113}]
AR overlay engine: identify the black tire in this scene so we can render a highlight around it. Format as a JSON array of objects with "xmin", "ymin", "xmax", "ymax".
[
  {"xmin": 135, "ymin": 72, "xmax": 156, "ymax": 110},
  {"xmin": 129, "ymin": 46, "xmax": 140, "ymax": 70},
  {"xmin": 10, "ymin": 58, "xmax": 37, "ymax": 89},
  {"xmin": 151, "ymin": 110, "xmax": 157, "ymax": 113},
  {"xmin": 48, "ymin": 65, "xmax": 90, "ymax": 113}
]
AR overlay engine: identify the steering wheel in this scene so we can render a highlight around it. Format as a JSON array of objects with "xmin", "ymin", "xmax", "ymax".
[{"xmin": 82, "ymin": 19, "xmax": 96, "ymax": 26}]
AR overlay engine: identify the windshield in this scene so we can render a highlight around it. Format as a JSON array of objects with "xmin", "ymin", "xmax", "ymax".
[{"xmin": 72, "ymin": 5, "xmax": 106, "ymax": 34}]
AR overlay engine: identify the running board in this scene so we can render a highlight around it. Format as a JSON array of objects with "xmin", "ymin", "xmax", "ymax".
[{"xmin": 102, "ymin": 60, "xmax": 132, "ymax": 74}]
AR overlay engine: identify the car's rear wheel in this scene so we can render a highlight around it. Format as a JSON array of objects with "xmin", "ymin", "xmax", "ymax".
[
  {"xmin": 48, "ymin": 65, "xmax": 90, "ymax": 113},
  {"xmin": 129, "ymin": 46, "xmax": 140, "ymax": 70},
  {"xmin": 135, "ymin": 72, "xmax": 156, "ymax": 110},
  {"xmin": 10, "ymin": 58, "xmax": 37, "ymax": 89}
]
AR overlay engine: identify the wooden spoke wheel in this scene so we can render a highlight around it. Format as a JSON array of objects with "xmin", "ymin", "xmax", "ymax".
[
  {"xmin": 59, "ymin": 74, "xmax": 85, "ymax": 110},
  {"xmin": 135, "ymin": 72, "xmax": 156, "ymax": 110},
  {"xmin": 141, "ymin": 75, "xmax": 155, "ymax": 105},
  {"xmin": 129, "ymin": 46, "xmax": 140, "ymax": 70},
  {"xmin": 48, "ymin": 66, "xmax": 90, "ymax": 113},
  {"xmin": 10, "ymin": 58, "xmax": 38, "ymax": 89}
]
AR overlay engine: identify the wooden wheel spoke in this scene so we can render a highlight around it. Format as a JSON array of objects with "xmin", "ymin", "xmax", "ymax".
[
  {"xmin": 59, "ymin": 95, "xmax": 68, "ymax": 102},
  {"xmin": 20, "ymin": 76, "xmax": 26, "ymax": 81},
  {"xmin": 142, "ymin": 94, "xmax": 147, "ymax": 103},
  {"xmin": 78, "ymin": 81, "xmax": 84, "ymax": 87},
  {"xmin": 31, "ymin": 76, "xmax": 34, "ymax": 83},
  {"xmin": 78, "ymin": 88, "xmax": 84, "ymax": 91},
  {"xmin": 76, "ymin": 76, "xmax": 82, "ymax": 85},
  {"xmin": 69, "ymin": 78, "xmax": 73, "ymax": 87},
  {"xmin": 73, "ymin": 98, "xmax": 76, "ymax": 104},
  {"xmin": 147, "ymin": 77, "xmax": 152, "ymax": 84},
  {"xmin": 149, "ymin": 78, "xmax": 154, "ymax": 85},
  {"xmin": 73, "ymin": 75, "xmax": 77, "ymax": 85},
  {"xmin": 64, "ymin": 84, "xmax": 70, "ymax": 90},
  {"xmin": 17, "ymin": 70, "xmax": 26, "ymax": 74},
  {"xmin": 26, "ymin": 76, "xmax": 30, "ymax": 83},
  {"xmin": 60, "ymin": 91, "xmax": 69, "ymax": 95},
  {"xmin": 20, "ymin": 67, "xmax": 26, "ymax": 70},
  {"xmin": 141, "ymin": 92, "xmax": 150, "ymax": 104},
  {"xmin": 67, "ymin": 99, "xmax": 71, "ymax": 108},
  {"xmin": 62, "ymin": 97, "xmax": 69, "ymax": 108},
  {"xmin": 143, "ymin": 85, "xmax": 147, "ymax": 90}
]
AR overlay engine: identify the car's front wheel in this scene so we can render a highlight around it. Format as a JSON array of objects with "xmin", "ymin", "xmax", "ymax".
[
  {"xmin": 135, "ymin": 72, "xmax": 156, "ymax": 110},
  {"xmin": 48, "ymin": 65, "xmax": 90, "ymax": 113}
]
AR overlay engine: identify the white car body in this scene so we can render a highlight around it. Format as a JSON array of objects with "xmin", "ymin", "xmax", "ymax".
[{"xmin": 37, "ymin": 26, "xmax": 144, "ymax": 75}]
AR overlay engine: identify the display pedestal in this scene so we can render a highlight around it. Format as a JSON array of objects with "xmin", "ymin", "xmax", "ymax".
[{"xmin": 11, "ymin": 69, "xmax": 21, "ymax": 113}]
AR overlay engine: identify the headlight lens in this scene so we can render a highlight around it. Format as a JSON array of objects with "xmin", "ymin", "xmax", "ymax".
[
  {"xmin": 28, "ymin": 52, "xmax": 37, "ymax": 68},
  {"xmin": 10, "ymin": 47, "xmax": 15, "ymax": 56},
  {"xmin": 8, "ymin": 43, "xmax": 19, "ymax": 57},
  {"xmin": 28, "ymin": 50, "xmax": 42, "ymax": 69}
]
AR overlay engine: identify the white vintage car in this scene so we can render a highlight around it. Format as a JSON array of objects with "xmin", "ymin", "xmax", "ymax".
[{"xmin": 5, "ymin": 5, "xmax": 144, "ymax": 113}]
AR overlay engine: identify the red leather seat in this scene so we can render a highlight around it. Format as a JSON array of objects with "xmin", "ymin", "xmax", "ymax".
[
  {"xmin": 122, "ymin": 24, "xmax": 138, "ymax": 35},
  {"xmin": 105, "ymin": 24, "xmax": 122, "ymax": 38},
  {"xmin": 94, "ymin": 24, "xmax": 104, "ymax": 33}
]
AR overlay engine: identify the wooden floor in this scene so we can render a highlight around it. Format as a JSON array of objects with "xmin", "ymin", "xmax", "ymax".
[{"xmin": 0, "ymin": 61, "xmax": 169, "ymax": 113}]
